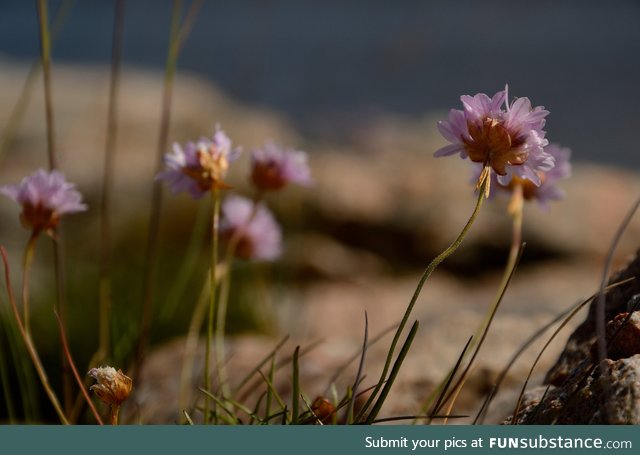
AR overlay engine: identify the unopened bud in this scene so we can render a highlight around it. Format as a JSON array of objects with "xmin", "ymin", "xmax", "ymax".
[{"xmin": 88, "ymin": 366, "xmax": 133, "ymax": 407}]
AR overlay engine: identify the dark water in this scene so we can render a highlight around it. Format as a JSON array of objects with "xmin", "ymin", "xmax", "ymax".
[{"xmin": 1, "ymin": 0, "xmax": 640, "ymax": 168}]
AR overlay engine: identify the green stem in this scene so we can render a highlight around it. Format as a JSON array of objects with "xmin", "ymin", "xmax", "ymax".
[
  {"xmin": 204, "ymin": 186, "xmax": 221, "ymax": 423},
  {"xmin": 21, "ymin": 233, "xmax": 38, "ymax": 337},
  {"xmin": 178, "ymin": 273, "xmax": 211, "ymax": 421},
  {"xmin": 214, "ymin": 198, "xmax": 261, "ymax": 400},
  {"xmin": 356, "ymin": 170, "xmax": 489, "ymax": 422}
]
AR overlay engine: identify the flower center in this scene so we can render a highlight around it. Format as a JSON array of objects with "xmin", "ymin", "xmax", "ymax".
[
  {"xmin": 252, "ymin": 160, "xmax": 286, "ymax": 190},
  {"xmin": 21, "ymin": 203, "xmax": 59, "ymax": 233},
  {"xmin": 464, "ymin": 118, "xmax": 527, "ymax": 175},
  {"xmin": 506, "ymin": 172, "xmax": 547, "ymax": 199},
  {"xmin": 181, "ymin": 148, "xmax": 230, "ymax": 191}
]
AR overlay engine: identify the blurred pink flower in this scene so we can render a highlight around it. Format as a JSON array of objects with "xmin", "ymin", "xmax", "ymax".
[
  {"xmin": 0, "ymin": 169, "xmax": 86, "ymax": 235},
  {"xmin": 157, "ymin": 125, "xmax": 241, "ymax": 198},
  {"xmin": 476, "ymin": 143, "xmax": 572, "ymax": 208},
  {"xmin": 435, "ymin": 86, "xmax": 554, "ymax": 186},
  {"xmin": 221, "ymin": 195, "xmax": 282, "ymax": 261},
  {"xmin": 251, "ymin": 141, "xmax": 312, "ymax": 191}
]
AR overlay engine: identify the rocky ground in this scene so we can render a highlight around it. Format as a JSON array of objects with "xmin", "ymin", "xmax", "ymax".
[{"xmin": 1, "ymin": 56, "xmax": 639, "ymax": 424}]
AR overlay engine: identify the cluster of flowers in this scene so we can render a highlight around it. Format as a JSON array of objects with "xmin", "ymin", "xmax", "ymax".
[
  {"xmin": 435, "ymin": 85, "xmax": 571, "ymax": 207},
  {"xmin": 0, "ymin": 126, "xmax": 311, "ymax": 261},
  {"xmin": 157, "ymin": 126, "xmax": 312, "ymax": 260}
]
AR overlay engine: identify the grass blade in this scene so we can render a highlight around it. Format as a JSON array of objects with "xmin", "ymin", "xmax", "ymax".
[
  {"xmin": 291, "ymin": 346, "xmax": 300, "ymax": 424},
  {"xmin": 365, "ymin": 320, "xmax": 419, "ymax": 424}
]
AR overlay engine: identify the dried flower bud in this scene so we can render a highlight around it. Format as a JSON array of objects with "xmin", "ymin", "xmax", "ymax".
[
  {"xmin": 88, "ymin": 366, "xmax": 132, "ymax": 407},
  {"xmin": 311, "ymin": 396, "xmax": 336, "ymax": 424}
]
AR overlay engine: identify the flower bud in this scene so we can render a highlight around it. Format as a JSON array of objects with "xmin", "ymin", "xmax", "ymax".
[{"xmin": 88, "ymin": 366, "xmax": 132, "ymax": 407}]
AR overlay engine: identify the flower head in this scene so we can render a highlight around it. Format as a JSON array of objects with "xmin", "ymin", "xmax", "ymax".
[
  {"xmin": 477, "ymin": 143, "xmax": 572, "ymax": 208},
  {"xmin": 435, "ymin": 86, "xmax": 553, "ymax": 186},
  {"xmin": 251, "ymin": 141, "xmax": 312, "ymax": 191},
  {"xmin": 88, "ymin": 366, "xmax": 133, "ymax": 407},
  {"xmin": 0, "ymin": 169, "xmax": 87, "ymax": 235},
  {"xmin": 157, "ymin": 125, "xmax": 241, "ymax": 198},
  {"xmin": 221, "ymin": 195, "xmax": 282, "ymax": 261}
]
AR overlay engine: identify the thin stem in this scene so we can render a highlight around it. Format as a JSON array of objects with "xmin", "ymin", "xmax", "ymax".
[
  {"xmin": 356, "ymin": 169, "xmax": 489, "ymax": 421},
  {"xmin": 53, "ymin": 310, "xmax": 104, "ymax": 425},
  {"xmin": 21, "ymin": 233, "xmax": 38, "ymax": 336},
  {"xmin": 36, "ymin": 0, "xmax": 57, "ymax": 169},
  {"xmin": 110, "ymin": 405, "xmax": 120, "ymax": 425},
  {"xmin": 214, "ymin": 198, "xmax": 262, "ymax": 401},
  {"xmin": 1, "ymin": 246, "xmax": 69, "ymax": 424},
  {"xmin": 37, "ymin": 0, "xmax": 71, "ymax": 412},
  {"xmin": 433, "ymin": 185, "xmax": 524, "ymax": 419},
  {"xmin": 178, "ymin": 272, "xmax": 211, "ymax": 421},
  {"xmin": 134, "ymin": 0, "xmax": 183, "ymax": 379},
  {"xmin": 98, "ymin": 0, "xmax": 126, "ymax": 365},
  {"xmin": 134, "ymin": 0, "xmax": 204, "ymax": 377},
  {"xmin": 204, "ymin": 186, "xmax": 221, "ymax": 423}
]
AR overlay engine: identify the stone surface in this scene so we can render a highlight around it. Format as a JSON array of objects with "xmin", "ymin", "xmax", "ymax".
[{"xmin": 508, "ymin": 254, "xmax": 640, "ymax": 424}]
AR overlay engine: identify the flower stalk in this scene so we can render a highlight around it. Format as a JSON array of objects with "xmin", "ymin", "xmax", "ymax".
[
  {"xmin": 358, "ymin": 168, "xmax": 490, "ymax": 421},
  {"xmin": 204, "ymin": 186, "xmax": 221, "ymax": 423}
]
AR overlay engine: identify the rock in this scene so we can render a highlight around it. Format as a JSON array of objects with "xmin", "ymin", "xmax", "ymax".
[
  {"xmin": 510, "ymin": 356, "xmax": 640, "ymax": 424},
  {"xmin": 508, "ymin": 253, "xmax": 640, "ymax": 424},
  {"xmin": 545, "ymin": 251, "xmax": 640, "ymax": 385}
]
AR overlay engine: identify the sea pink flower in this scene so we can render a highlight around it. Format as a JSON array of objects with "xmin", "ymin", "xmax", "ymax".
[
  {"xmin": 476, "ymin": 143, "xmax": 572, "ymax": 208},
  {"xmin": 157, "ymin": 126, "xmax": 241, "ymax": 198},
  {"xmin": 221, "ymin": 195, "xmax": 282, "ymax": 261},
  {"xmin": 0, "ymin": 169, "xmax": 86, "ymax": 235},
  {"xmin": 251, "ymin": 141, "xmax": 312, "ymax": 191},
  {"xmin": 435, "ymin": 86, "xmax": 554, "ymax": 186}
]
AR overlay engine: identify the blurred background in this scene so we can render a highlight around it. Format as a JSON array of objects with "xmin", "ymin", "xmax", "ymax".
[
  {"xmin": 0, "ymin": 0, "xmax": 639, "ymax": 424},
  {"xmin": 2, "ymin": 0, "xmax": 640, "ymax": 167}
]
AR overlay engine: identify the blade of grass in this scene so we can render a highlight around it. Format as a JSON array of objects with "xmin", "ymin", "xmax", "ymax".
[
  {"xmin": 160, "ymin": 202, "xmax": 209, "ymax": 321},
  {"xmin": 182, "ymin": 410, "xmax": 194, "ymax": 425},
  {"xmin": 0, "ymin": 312, "xmax": 17, "ymax": 422},
  {"xmin": 198, "ymin": 387, "xmax": 239, "ymax": 424},
  {"xmin": 423, "ymin": 336, "xmax": 473, "ymax": 424},
  {"xmin": 347, "ymin": 311, "xmax": 368, "ymax": 424},
  {"xmin": 37, "ymin": 0, "xmax": 73, "ymax": 413},
  {"xmin": 0, "ymin": 305, "xmax": 39, "ymax": 421},
  {"xmin": 97, "ymin": 0, "xmax": 126, "ymax": 365},
  {"xmin": 237, "ymin": 338, "xmax": 324, "ymax": 403},
  {"xmin": 435, "ymin": 243, "xmax": 525, "ymax": 417},
  {"xmin": 257, "ymin": 370, "xmax": 287, "ymax": 418},
  {"xmin": 234, "ymin": 334, "xmax": 290, "ymax": 394},
  {"xmin": 0, "ymin": 0, "xmax": 75, "ymax": 166},
  {"xmin": 595, "ymin": 195, "xmax": 640, "ymax": 363},
  {"xmin": 510, "ymin": 286, "xmax": 612, "ymax": 423},
  {"xmin": 178, "ymin": 272, "xmax": 210, "ymax": 420},
  {"xmin": 264, "ymin": 353, "xmax": 276, "ymax": 423},
  {"xmin": 365, "ymin": 320, "xmax": 419, "ymax": 424},
  {"xmin": 1, "ymin": 246, "xmax": 68, "ymax": 424},
  {"xmin": 291, "ymin": 346, "xmax": 300, "ymax": 424},
  {"xmin": 324, "ymin": 322, "xmax": 397, "ymax": 396},
  {"xmin": 373, "ymin": 414, "xmax": 468, "ymax": 424}
]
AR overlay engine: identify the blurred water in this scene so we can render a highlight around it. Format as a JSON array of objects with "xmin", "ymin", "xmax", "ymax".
[{"xmin": 0, "ymin": 0, "xmax": 639, "ymax": 167}]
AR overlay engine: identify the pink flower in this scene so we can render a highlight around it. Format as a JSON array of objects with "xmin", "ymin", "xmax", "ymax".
[
  {"xmin": 251, "ymin": 141, "xmax": 312, "ymax": 191},
  {"xmin": 477, "ymin": 143, "xmax": 572, "ymax": 208},
  {"xmin": 0, "ymin": 169, "xmax": 86, "ymax": 234},
  {"xmin": 157, "ymin": 125, "xmax": 241, "ymax": 199},
  {"xmin": 435, "ymin": 86, "xmax": 554, "ymax": 186},
  {"xmin": 221, "ymin": 195, "xmax": 282, "ymax": 261}
]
